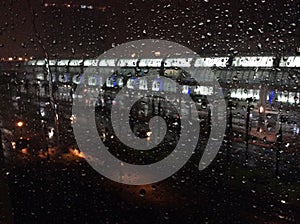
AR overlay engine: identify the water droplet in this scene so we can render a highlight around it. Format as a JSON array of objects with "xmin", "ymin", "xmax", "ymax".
[{"xmin": 139, "ymin": 189, "xmax": 146, "ymax": 197}]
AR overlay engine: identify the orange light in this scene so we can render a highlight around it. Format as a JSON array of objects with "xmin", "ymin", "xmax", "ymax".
[
  {"xmin": 69, "ymin": 148, "xmax": 85, "ymax": 158},
  {"xmin": 16, "ymin": 121, "xmax": 24, "ymax": 127}
]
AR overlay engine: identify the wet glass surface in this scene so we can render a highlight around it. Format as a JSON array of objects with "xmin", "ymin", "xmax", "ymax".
[{"xmin": 0, "ymin": 0, "xmax": 300, "ymax": 223}]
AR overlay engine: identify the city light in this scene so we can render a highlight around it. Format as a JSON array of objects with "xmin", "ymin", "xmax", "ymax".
[
  {"xmin": 146, "ymin": 131, "xmax": 152, "ymax": 141},
  {"xmin": 154, "ymin": 51, "xmax": 161, "ymax": 57},
  {"xmin": 70, "ymin": 114, "xmax": 76, "ymax": 124},
  {"xmin": 0, "ymin": 0, "xmax": 299, "ymax": 222},
  {"xmin": 259, "ymin": 106, "xmax": 265, "ymax": 114},
  {"xmin": 48, "ymin": 128, "xmax": 55, "ymax": 139},
  {"xmin": 43, "ymin": 2, "xmax": 103, "ymax": 11},
  {"xmin": 69, "ymin": 148, "xmax": 85, "ymax": 158},
  {"xmin": 16, "ymin": 121, "xmax": 24, "ymax": 127}
]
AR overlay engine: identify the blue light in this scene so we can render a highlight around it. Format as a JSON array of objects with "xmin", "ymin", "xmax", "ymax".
[
  {"xmin": 111, "ymin": 75, "xmax": 117, "ymax": 87},
  {"xmin": 51, "ymin": 73, "xmax": 56, "ymax": 82},
  {"xmin": 94, "ymin": 75, "xmax": 100, "ymax": 85},
  {"xmin": 156, "ymin": 78, "xmax": 163, "ymax": 91},
  {"xmin": 269, "ymin": 90, "xmax": 275, "ymax": 103},
  {"xmin": 187, "ymin": 88, "xmax": 191, "ymax": 95},
  {"xmin": 132, "ymin": 77, "xmax": 137, "ymax": 87},
  {"xmin": 64, "ymin": 73, "xmax": 70, "ymax": 82}
]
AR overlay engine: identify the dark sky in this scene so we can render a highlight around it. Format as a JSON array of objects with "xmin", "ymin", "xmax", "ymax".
[{"xmin": 0, "ymin": 0, "xmax": 299, "ymax": 58}]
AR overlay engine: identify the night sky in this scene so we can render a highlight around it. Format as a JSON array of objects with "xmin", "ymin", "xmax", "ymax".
[{"xmin": 0, "ymin": 0, "xmax": 299, "ymax": 58}]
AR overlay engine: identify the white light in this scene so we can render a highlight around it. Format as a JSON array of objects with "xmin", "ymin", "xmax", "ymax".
[
  {"xmin": 259, "ymin": 106, "xmax": 264, "ymax": 114},
  {"xmin": 279, "ymin": 56, "xmax": 300, "ymax": 67},
  {"xmin": 70, "ymin": 115, "xmax": 76, "ymax": 124},
  {"xmin": 69, "ymin": 59, "xmax": 83, "ymax": 66},
  {"xmin": 117, "ymin": 59, "xmax": 138, "ymax": 67},
  {"xmin": 232, "ymin": 56, "xmax": 273, "ymax": 67},
  {"xmin": 84, "ymin": 59, "xmax": 99, "ymax": 67},
  {"xmin": 194, "ymin": 57, "xmax": 229, "ymax": 67},
  {"xmin": 40, "ymin": 108, "xmax": 45, "ymax": 117},
  {"xmin": 139, "ymin": 58, "xmax": 162, "ymax": 67},
  {"xmin": 164, "ymin": 58, "xmax": 193, "ymax": 67},
  {"xmin": 99, "ymin": 59, "xmax": 117, "ymax": 67},
  {"xmin": 48, "ymin": 128, "xmax": 54, "ymax": 139}
]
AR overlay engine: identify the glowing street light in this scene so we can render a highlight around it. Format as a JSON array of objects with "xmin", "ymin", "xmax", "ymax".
[
  {"xmin": 16, "ymin": 121, "xmax": 24, "ymax": 138},
  {"xmin": 16, "ymin": 121, "xmax": 24, "ymax": 128}
]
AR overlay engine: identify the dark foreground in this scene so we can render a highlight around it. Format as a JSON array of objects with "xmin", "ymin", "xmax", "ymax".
[{"xmin": 1, "ymin": 151, "xmax": 299, "ymax": 224}]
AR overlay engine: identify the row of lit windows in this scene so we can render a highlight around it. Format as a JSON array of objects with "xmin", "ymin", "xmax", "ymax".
[
  {"xmin": 43, "ymin": 2, "xmax": 106, "ymax": 11},
  {"xmin": 26, "ymin": 56, "xmax": 300, "ymax": 68}
]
